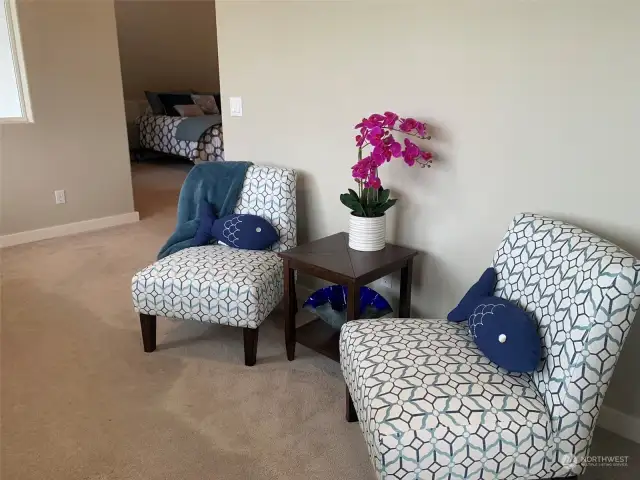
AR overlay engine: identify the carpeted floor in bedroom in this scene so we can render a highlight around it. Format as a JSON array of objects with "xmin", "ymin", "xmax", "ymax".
[{"xmin": 1, "ymin": 161, "xmax": 638, "ymax": 480}]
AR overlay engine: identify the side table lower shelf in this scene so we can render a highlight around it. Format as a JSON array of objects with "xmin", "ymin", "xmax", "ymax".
[
  {"xmin": 296, "ymin": 318, "xmax": 341, "ymax": 362},
  {"xmin": 279, "ymin": 232, "xmax": 418, "ymax": 364}
]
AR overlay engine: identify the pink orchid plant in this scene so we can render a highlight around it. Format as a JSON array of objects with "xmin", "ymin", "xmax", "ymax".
[{"xmin": 340, "ymin": 112, "xmax": 433, "ymax": 217}]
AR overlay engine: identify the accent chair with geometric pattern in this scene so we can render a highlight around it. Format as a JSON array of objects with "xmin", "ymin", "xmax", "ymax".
[
  {"xmin": 340, "ymin": 213, "xmax": 640, "ymax": 479},
  {"xmin": 131, "ymin": 165, "xmax": 296, "ymax": 366}
]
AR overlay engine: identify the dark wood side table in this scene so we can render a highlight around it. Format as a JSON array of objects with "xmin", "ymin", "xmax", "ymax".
[
  {"xmin": 278, "ymin": 232, "xmax": 419, "ymax": 362},
  {"xmin": 279, "ymin": 232, "xmax": 418, "ymax": 421}
]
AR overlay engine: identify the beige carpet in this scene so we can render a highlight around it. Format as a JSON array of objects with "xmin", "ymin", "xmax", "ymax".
[{"xmin": 1, "ymin": 161, "xmax": 637, "ymax": 480}]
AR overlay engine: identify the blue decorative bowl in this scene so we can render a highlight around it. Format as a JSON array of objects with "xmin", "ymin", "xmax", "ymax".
[{"xmin": 303, "ymin": 285, "xmax": 393, "ymax": 329}]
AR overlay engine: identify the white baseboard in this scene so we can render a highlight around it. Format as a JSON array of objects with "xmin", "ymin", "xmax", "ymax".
[
  {"xmin": 0, "ymin": 211, "xmax": 140, "ymax": 248},
  {"xmin": 597, "ymin": 406, "xmax": 640, "ymax": 444}
]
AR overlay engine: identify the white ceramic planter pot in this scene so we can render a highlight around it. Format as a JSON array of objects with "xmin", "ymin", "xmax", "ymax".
[{"xmin": 349, "ymin": 214, "xmax": 386, "ymax": 251}]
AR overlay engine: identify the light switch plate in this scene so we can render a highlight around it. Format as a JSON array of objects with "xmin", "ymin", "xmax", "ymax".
[{"xmin": 230, "ymin": 97, "xmax": 243, "ymax": 117}]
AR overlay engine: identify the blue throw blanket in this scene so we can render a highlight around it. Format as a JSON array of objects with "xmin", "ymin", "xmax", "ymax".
[
  {"xmin": 157, "ymin": 161, "xmax": 253, "ymax": 259},
  {"xmin": 175, "ymin": 114, "xmax": 222, "ymax": 142}
]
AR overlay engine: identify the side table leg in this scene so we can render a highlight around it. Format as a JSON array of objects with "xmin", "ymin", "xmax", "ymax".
[
  {"xmin": 284, "ymin": 260, "xmax": 297, "ymax": 361},
  {"xmin": 399, "ymin": 259, "xmax": 414, "ymax": 318},
  {"xmin": 346, "ymin": 282, "xmax": 360, "ymax": 322}
]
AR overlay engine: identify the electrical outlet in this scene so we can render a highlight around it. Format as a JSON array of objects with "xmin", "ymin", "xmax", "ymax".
[{"xmin": 54, "ymin": 189, "xmax": 66, "ymax": 204}]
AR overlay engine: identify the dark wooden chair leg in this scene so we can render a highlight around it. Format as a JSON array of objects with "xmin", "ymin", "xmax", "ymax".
[
  {"xmin": 139, "ymin": 314, "xmax": 156, "ymax": 353},
  {"xmin": 346, "ymin": 385, "xmax": 358, "ymax": 422},
  {"xmin": 283, "ymin": 260, "xmax": 297, "ymax": 361},
  {"xmin": 243, "ymin": 327, "xmax": 259, "ymax": 366}
]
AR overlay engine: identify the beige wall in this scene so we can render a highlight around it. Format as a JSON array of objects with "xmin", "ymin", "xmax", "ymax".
[
  {"xmin": 216, "ymin": 1, "xmax": 640, "ymax": 420},
  {"xmin": 115, "ymin": 0, "xmax": 219, "ymax": 101},
  {"xmin": 0, "ymin": 0, "xmax": 134, "ymax": 236}
]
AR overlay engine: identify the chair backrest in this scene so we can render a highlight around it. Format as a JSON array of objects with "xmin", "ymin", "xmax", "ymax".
[
  {"xmin": 234, "ymin": 165, "xmax": 297, "ymax": 252},
  {"xmin": 492, "ymin": 213, "xmax": 639, "ymax": 448}
]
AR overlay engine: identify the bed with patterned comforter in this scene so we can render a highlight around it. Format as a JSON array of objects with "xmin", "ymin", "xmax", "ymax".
[{"xmin": 136, "ymin": 114, "xmax": 224, "ymax": 163}]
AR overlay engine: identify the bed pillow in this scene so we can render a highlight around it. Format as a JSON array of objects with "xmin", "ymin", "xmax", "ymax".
[
  {"xmin": 174, "ymin": 104, "xmax": 205, "ymax": 117},
  {"xmin": 144, "ymin": 91, "xmax": 165, "ymax": 115},
  {"xmin": 192, "ymin": 91, "xmax": 221, "ymax": 109},
  {"xmin": 158, "ymin": 93, "xmax": 195, "ymax": 116},
  {"xmin": 144, "ymin": 90, "xmax": 192, "ymax": 115},
  {"xmin": 191, "ymin": 94, "xmax": 220, "ymax": 114}
]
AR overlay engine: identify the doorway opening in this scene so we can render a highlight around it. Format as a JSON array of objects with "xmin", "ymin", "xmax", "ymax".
[{"xmin": 114, "ymin": 0, "xmax": 223, "ymax": 219}]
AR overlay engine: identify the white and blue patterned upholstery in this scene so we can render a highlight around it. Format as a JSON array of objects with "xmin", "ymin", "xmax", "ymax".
[
  {"xmin": 340, "ymin": 213, "xmax": 640, "ymax": 479},
  {"xmin": 232, "ymin": 166, "xmax": 297, "ymax": 253},
  {"xmin": 131, "ymin": 165, "xmax": 296, "ymax": 328},
  {"xmin": 132, "ymin": 246, "xmax": 283, "ymax": 328}
]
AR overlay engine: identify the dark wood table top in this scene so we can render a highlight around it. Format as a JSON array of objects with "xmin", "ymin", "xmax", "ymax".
[{"xmin": 278, "ymin": 232, "xmax": 418, "ymax": 285}]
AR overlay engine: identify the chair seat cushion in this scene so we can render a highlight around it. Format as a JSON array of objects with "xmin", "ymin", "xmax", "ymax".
[
  {"xmin": 132, "ymin": 245, "xmax": 283, "ymax": 328},
  {"xmin": 340, "ymin": 318, "xmax": 552, "ymax": 479}
]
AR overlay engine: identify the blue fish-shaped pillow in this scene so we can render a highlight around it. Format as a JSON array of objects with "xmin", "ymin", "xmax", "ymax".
[
  {"xmin": 448, "ymin": 268, "xmax": 541, "ymax": 373},
  {"xmin": 213, "ymin": 214, "xmax": 279, "ymax": 250},
  {"xmin": 194, "ymin": 201, "xmax": 279, "ymax": 250}
]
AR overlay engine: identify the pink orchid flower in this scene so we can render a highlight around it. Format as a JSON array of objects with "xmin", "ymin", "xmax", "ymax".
[
  {"xmin": 368, "ymin": 113, "xmax": 386, "ymax": 124},
  {"xmin": 371, "ymin": 149, "xmax": 386, "ymax": 168},
  {"xmin": 389, "ymin": 140, "xmax": 402, "ymax": 157},
  {"xmin": 383, "ymin": 111, "xmax": 399, "ymax": 128},
  {"xmin": 402, "ymin": 138, "xmax": 421, "ymax": 166},
  {"xmin": 399, "ymin": 118, "xmax": 418, "ymax": 133},
  {"xmin": 367, "ymin": 126, "xmax": 384, "ymax": 146},
  {"xmin": 351, "ymin": 112, "xmax": 434, "ymax": 191}
]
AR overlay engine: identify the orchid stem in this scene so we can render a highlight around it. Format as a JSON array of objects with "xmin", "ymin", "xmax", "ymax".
[{"xmin": 388, "ymin": 127, "xmax": 431, "ymax": 140}]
